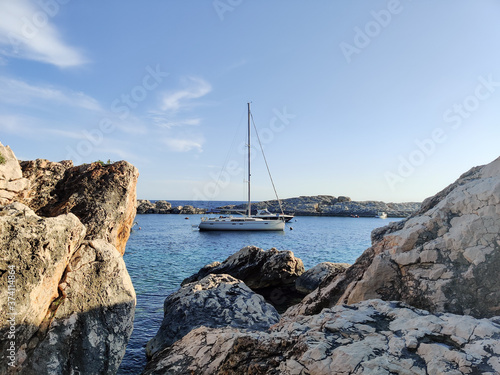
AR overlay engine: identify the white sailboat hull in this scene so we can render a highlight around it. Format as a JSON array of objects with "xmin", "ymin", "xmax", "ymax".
[{"xmin": 198, "ymin": 217, "xmax": 285, "ymax": 231}]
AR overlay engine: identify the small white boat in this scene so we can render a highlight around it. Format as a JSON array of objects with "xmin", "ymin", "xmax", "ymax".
[
  {"xmin": 253, "ymin": 209, "xmax": 294, "ymax": 223},
  {"xmin": 198, "ymin": 103, "xmax": 285, "ymax": 232},
  {"xmin": 376, "ymin": 211, "xmax": 388, "ymax": 219}
]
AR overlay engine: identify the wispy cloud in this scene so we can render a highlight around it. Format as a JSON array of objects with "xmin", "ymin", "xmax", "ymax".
[
  {"xmin": 0, "ymin": 0, "xmax": 86, "ymax": 67},
  {"xmin": 0, "ymin": 76, "xmax": 101, "ymax": 111},
  {"xmin": 161, "ymin": 77, "xmax": 212, "ymax": 112},
  {"xmin": 148, "ymin": 111, "xmax": 201, "ymax": 129},
  {"xmin": 163, "ymin": 136, "xmax": 204, "ymax": 153}
]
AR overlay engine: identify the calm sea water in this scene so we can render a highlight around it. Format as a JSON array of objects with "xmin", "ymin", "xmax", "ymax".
[{"xmin": 118, "ymin": 212, "xmax": 401, "ymax": 374}]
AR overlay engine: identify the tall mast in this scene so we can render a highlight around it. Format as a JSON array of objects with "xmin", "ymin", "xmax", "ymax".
[{"xmin": 247, "ymin": 102, "xmax": 251, "ymax": 217}]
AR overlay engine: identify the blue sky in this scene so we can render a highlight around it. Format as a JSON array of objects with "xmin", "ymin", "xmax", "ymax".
[{"xmin": 1, "ymin": 0, "xmax": 500, "ymax": 203}]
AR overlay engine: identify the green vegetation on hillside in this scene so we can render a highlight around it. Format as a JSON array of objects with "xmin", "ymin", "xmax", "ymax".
[{"xmin": 0, "ymin": 153, "xmax": 5, "ymax": 165}]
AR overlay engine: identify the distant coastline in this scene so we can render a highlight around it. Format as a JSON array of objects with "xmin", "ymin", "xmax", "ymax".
[{"xmin": 137, "ymin": 195, "xmax": 421, "ymax": 218}]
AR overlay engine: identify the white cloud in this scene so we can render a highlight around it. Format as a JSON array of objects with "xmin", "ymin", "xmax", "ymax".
[
  {"xmin": 0, "ymin": 0, "xmax": 86, "ymax": 67},
  {"xmin": 164, "ymin": 136, "xmax": 204, "ymax": 153},
  {"xmin": 161, "ymin": 77, "xmax": 212, "ymax": 112},
  {"xmin": 0, "ymin": 76, "xmax": 101, "ymax": 111}
]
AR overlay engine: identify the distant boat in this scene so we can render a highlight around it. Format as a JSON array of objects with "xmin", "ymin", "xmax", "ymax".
[
  {"xmin": 376, "ymin": 211, "xmax": 388, "ymax": 219},
  {"xmin": 198, "ymin": 103, "xmax": 285, "ymax": 231},
  {"xmin": 253, "ymin": 208, "xmax": 294, "ymax": 222}
]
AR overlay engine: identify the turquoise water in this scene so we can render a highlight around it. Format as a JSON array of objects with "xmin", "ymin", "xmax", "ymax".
[{"xmin": 118, "ymin": 214, "xmax": 400, "ymax": 374}]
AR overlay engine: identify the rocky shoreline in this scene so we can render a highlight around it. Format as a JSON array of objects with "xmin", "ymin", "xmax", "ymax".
[
  {"xmin": 142, "ymin": 156, "xmax": 500, "ymax": 374},
  {"xmin": 137, "ymin": 196, "xmax": 421, "ymax": 218},
  {"xmin": 2, "ymin": 137, "xmax": 500, "ymax": 374},
  {"xmin": 137, "ymin": 199, "xmax": 205, "ymax": 214}
]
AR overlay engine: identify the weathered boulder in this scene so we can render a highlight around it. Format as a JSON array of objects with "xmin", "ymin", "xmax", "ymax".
[
  {"xmin": 137, "ymin": 199, "xmax": 156, "ymax": 214},
  {"xmin": 0, "ymin": 202, "xmax": 86, "ymax": 373},
  {"xmin": 0, "ymin": 205, "xmax": 136, "ymax": 374},
  {"xmin": 154, "ymin": 200, "xmax": 171, "ymax": 212},
  {"xmin": 295, "ymin": 262, "xmax": 350, "ymax": 294},
  {"xmin": 287, "ymin": 156, "xmax": 500, "ymax": 319},
  {"xmin": 182, "ymin": 246, "xmax": 304, "ymax": 289},
  {"xmin": 25, "ymin": 239, "xmax": 136, "ymax": 374},
  {"xmin": 182, "ymin": 246, "xmax": 305, "ymax": 312},
  {"xmin": 17, "ymin": 159, "xmax": 72, "ymax": 212},
  {"xmin": 145, "ymin": 274, "xmax": 279, "ymax": 359},
  {"xmin": 20, "ymin": 160, "xmax": 139, "ymax": 255},
  {"xmin": 142, "ymin": 299, "xmax": 500, "ymax": 375},
  {"xmin": 0, "ymin": 142, "xmax": 29, "ymax": 204}
]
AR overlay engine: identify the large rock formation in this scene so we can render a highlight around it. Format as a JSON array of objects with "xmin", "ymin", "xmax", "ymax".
[
  {"xmin": 0, "ymin": 142, "xmax": 138, "ymax": 374},
  {"xmin": 143, "ymin": 299, "xmax": 500, "ymax": 374},
  {"xmin": 287, "ymin": 156, "xmax": 500, "ymax": 319},
  {"xmin": 219, "ymin": 195, "xmax": 420, "ymax": 217},
  {"xmin": 145, "ymin": 274, "xmax": 279, "ymax": 359},
  {"xmin": 19, "ymin": 159, "xmax": 138, "ymax": 255}
]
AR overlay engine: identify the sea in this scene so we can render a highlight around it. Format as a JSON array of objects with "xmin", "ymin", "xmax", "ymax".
[{"xmin": 117, "ymin": 201, "xmax": 402, "ymax": 374}]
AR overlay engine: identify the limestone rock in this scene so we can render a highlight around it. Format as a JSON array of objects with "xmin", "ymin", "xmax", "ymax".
[
  {"xmin": 24, "ymin": 240, "xmax": 136, "ymax": 375},
  {"xmin": 17, "ymin": 159, "xmax": 72, "ymax": 212},
  {"xmin": 295, "ymin": 262, "xmax": 350, "ymax": 294},
  {"xmin": 182, "ymin": 246, "xmax": 304, "ymax": 289},
  {"xmin": 142, "ymin": 299, "xmax": 500, "ymax": 375},
  {"xmin": 20, "ymin": 161, "xmax": 139, "ymax": 255},
  {"xmin": 0, "ymin": 142, "xmax": 29, "ymax": 204},
  {"xmin": 0, "ymin": 202, "xmax": 86, "ymax": 372},
  {"xmin": 145, "ymin": 274, "xmax": 279, "ymax": 359},
  {"xmin": 288, "ymin": 156, "xmax": 500, "ymax": 319}
]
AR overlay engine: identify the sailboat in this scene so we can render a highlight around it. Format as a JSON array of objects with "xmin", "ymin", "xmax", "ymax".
[{"xmin": 198, "ymin": 103, "xmax": 285, "ymax": 231}]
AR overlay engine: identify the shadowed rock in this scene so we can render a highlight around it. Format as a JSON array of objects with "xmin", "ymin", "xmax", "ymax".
[
  {"xmin": 295, "ymin": 262, "xmax": 350, "ymax": 294},
  {"xmin": 145, "ymin": 274, "xmax": 279, "ymax": 359},
  {"xmin": 182, "ymin": 246, "xmax": 305, "ymax": 312},
  {"xmin": 182, "ymin": 246, "xmax": 304, "ymax": 289}
]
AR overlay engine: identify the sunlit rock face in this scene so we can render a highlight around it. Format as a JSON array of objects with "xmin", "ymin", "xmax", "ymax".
[
  {"xmin": 288, "ymin": 156, "xmax": 500, "ymax": 319},
  {"xmin": 0, "ymin": 141, "xmax": 29, "ymax": 205},
  {"xmin": 0, "ymin": 142, "xmax": 138, "ymax": 374}
]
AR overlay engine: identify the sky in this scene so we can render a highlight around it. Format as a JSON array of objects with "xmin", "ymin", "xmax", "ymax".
[{"xmin": 1, "ymin": 0, "xmax": 500, "ymax": 203}]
